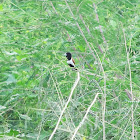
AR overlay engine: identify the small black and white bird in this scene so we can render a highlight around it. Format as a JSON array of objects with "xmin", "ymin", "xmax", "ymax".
[{"xmin": 65, "ymin": 52, "xmax": 77, "ymax": 70}]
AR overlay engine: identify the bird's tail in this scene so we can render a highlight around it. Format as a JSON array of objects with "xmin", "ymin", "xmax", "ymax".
[{"xmin": 72, "ymin": 68, "xmax": 78, "ymax": 71}]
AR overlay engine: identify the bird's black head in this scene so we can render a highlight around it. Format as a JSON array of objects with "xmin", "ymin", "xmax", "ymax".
[{"xmin": 65, "ymin": 52, "xmax": 72, "ymax": 60}]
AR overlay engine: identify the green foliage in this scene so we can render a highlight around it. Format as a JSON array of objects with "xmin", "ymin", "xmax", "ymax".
[{"xmin": 0, "ymin": 0, "xmax": 139, "ymax": 139}]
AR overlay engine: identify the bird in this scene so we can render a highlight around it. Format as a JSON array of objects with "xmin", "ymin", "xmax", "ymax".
[{"xmin": 64, "ymin": 52, "xmax": 77, "ymax": 70}]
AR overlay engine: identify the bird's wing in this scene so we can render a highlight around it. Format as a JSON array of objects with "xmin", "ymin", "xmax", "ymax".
[{"xmin": 72, "ymin": 58, "xmax": 75, "ymax": 64}]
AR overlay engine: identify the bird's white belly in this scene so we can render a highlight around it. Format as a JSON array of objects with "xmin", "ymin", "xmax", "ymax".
[{"xmin": 67, "ymin": 59, "xmax": 75, "ymax": 66}]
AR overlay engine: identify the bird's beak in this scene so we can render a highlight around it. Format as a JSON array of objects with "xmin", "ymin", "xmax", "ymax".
[{"xmin": 64, "ymin": 53, "xmax": 67, "ymax": 56}]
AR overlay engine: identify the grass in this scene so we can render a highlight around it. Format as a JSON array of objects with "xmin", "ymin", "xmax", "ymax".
[{"xmin": 0, "ymin": 0, "xmax": 139, "ymax": 140}]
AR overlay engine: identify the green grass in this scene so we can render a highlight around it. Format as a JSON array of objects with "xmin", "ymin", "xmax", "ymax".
[{"xmin": 0, "ymin": 0, "xmax": 139, "ymax": 139}]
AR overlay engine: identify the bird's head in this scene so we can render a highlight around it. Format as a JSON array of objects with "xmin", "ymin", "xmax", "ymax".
[{"xmin": 64, "ymin": 52, "xmax": 72, "ymax": 60}]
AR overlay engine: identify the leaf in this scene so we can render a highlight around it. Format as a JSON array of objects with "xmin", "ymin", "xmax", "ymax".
[
  {"xmin": 83, "ymin": 136, "xmax": 86, "ymax": 140},
  {"xmin": 4, "ymin": 51, "xmax": 18, "ymax": 56},
  {"xmin": 5, "ymin": 129, "xmax": 20, "ymax": 136},
  {"xmin": 6, "ymin": 74, "xmax": 17, "ymax": 85},
  {"xmin": 77, "ymin": 45, "xmax": 85, "ymax": 51},
  {"xmin": 0, "ymin": 4, "xmax": 3, "ymax": 11},
  {"xmin": 109, "ymin": 20, "xmax": 117, "ymax": 28},
  {"xmin": 0, "ymin": 105, "xmax": 6, "ymax": 110},
  {"xmin": 19, "ymin": 114, "xmax": 32, "ymax": 120},
  {"xmin": 28, "ymin": 93, "xmax": 38, "ymax": 98}
]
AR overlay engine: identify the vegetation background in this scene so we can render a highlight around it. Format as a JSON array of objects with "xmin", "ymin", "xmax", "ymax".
[{"xmin": 0, "ymin": 0, "xmax": 139, "ymax": 139}]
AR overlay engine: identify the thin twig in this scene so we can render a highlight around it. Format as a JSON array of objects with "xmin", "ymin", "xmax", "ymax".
[
  {"xmin": 121, "ymin": 23, "xmax": 134, "ymax": 139},
  {"xmin": 71, "ymin": 93, "xmax": 101, "ymax": 140},
  {"xmin": 64, "ymin": 0, "xmax": 97, "ymax": 62},
  {"xmin": 37, "ymin": 111, "xmax": 45, "ymax": 140},
  {"xmin": 79, "ymin": 14, "xmax": 103, "ymax": 54},
  {"xmin": 91, "ymin": 44, "xmax": 106, "ymax": 140},
  {"xmin": 93, "ymin": 3, "xmax": 107, "ymax": 46},
  {"xmin": 124, "ymin": 89, "xmax": 132, "ymax": 100},
  {"xmin": 49, "ymin": 72, "xmax": 80, "ymax": 140},
  {"xmin": 48, "ymin": 69, "xmax": 64, "ymax": 107},
  {"xmin": 64, "ymin": 1, "xmax": 106, "ymax": 139},
  {"xmin": 50, "ymin": 1, "xmax": 58, "ymax": 15}
]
